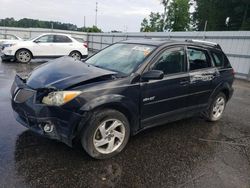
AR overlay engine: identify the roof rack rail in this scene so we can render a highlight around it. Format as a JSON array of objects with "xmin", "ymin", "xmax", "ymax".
[{"xmin": 185, "ymin": 39, "xmax": 221, "ymax": 48}]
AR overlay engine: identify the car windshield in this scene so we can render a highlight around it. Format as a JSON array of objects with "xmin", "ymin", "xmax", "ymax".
[{"xmin": 85, "ymin": 43, "xmax": 156, "ymax": 75}]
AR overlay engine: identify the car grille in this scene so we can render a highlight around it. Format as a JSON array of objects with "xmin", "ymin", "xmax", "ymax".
[{"xmin": 14, "ymin": 89, "xmax": 35, "ymax": 103}]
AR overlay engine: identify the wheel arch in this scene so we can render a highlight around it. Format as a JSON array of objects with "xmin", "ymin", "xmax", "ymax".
[
  {"xmin": 69, "ymin": 50, "xmax": 82, "ymax": 57},
  {"xmin": 15, "ymin": 48, "xmax": 33, "ymax": 58},
  {"xmin": 210, "ymin": 82, "xmax": 232, "ymax": 103},
  {"xmin": 75, "ymin": 95, "xmax": 140, "ymax": 138}
]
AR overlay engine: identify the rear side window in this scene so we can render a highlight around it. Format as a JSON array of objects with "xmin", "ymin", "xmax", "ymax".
[
  {"xmin": 152, "ymin": 47, "xmax": 185, "ymax": 75},
  {"xmin": 211, "ymin": 51, "xmax": 231, "ymax": 68},
  {"xmin": 187, "ymin": 48, "xmax": 211, "ymax": 70},
  {"xmin": 54, "ymin": 35, "xmax": 72, "ymax": 43},
  {"xmin": 73, "ymin": 37, "xmax": 84, "ymax": 43}
]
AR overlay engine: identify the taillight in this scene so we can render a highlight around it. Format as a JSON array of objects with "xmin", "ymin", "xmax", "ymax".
[
  {"xmin": 83, "ymin": 42, "xmax": 88, "ymax": 48},
  {"xmin": 231, "ymin": 68, "xmax": 235, "ymax": 76}
]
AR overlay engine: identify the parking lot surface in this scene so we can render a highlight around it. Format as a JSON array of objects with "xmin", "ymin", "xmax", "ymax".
[{"xmin": 0, "ymin": 59, "xmax": 250, "ymax": 188}]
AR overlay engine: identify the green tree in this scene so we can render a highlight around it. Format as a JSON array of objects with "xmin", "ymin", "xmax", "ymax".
[
  {"xmin": 160, "ymin": 0, "xmax": 170, "ymax": 31},
  {"xmin": 140, "ymin": 12, "xmax": 164, "ymax": 32},
  {"xmin": 165, "ymin": 0, "xmax": 190, "ymax": 31},
  {"xmin": 193, "ymin": 0, "xmax": 250, "ymax": 31},
  {"xmin": 0, "ymin": 18, "xmax": 102, "ymax": 32},
  {"xmin": 78, "ymin": 25, "xmax": 102, "ymax": 32},
  {"xmin": 141, "ymin": 0, "xmax": 190, "ymax": 32}
]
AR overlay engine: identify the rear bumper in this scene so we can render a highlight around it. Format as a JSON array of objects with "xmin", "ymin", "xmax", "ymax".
[{"xmin": 228, "ymin": 87, "xmax": 234, "ymax": 100}]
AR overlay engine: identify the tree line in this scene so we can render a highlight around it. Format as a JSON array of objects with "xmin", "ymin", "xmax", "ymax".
[
  {"xmin": 0, "ymin": 18, "xmax": 102, "ymax": 32},
  {"xmin": 141, "ymin": 0, "xmax": 250, "ymax": 32}
]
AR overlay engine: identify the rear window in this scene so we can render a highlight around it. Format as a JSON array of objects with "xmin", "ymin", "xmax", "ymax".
[{"xmin": 211, "ymin": 51, "xmax": 231, "ymax": 68}]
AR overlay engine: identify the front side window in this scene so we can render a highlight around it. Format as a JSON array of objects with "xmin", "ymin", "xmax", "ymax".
[
  {"xmin": 85, "ymin": 43, "xmax": 156, "ymax": 75},
  {"xmin": 35, "ymin": 35, "xmax": 54, "ymax": 43},
  {"xmin": 54, "ymin": 35, "xmax": 72, "ymax": 43},
  {"xmin": 187, "ymin": 48, "xmax": 211, "ymax": 70},
  {"xmin": 152, "ymin": 47, "xmax": 185, "ymax": 75}
]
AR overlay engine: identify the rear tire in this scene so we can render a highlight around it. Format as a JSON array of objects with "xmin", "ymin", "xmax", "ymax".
[
  {"xmin": 15, "ymin": 49, "xmax": 32, "ymax": 63},
  {"xmin": 203, "ymin": 92, "xmax": 227, "ymax": 122},
  {"xmin": 81, "ymin": 109, "xmax": 130, "ymax": 159},
  {"xmin": 69, "ymin": 51, "xmax": 82, "ymax": 61}
]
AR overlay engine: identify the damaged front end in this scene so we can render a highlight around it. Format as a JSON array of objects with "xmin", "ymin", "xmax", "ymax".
[
  {"xmin": 11, "ymin": 74, "xmax": 84, "ymax": 146},
  {"xmin": 11, "ymin": 57, "xmax": 118, "ymax": 146}
]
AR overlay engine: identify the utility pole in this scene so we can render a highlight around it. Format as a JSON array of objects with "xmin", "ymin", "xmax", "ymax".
[
  {"xmin": 84, "ymin": 16, "xmax": 86, "ymax": 28},
  {"xmin": 203, "ymin": 20, "xmax": 207, "ymax": 40},
  {"xmin": 95, "ymin": 2, "xmax": 98, "ymax": 27}
]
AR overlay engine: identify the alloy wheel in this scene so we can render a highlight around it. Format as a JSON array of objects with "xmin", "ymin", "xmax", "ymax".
[
  {"xmin": 212, "ymin": 96, "xmax": 225, "ymax": 119},
  {"xmin": 17, "ymin": 50, "xmax": 31, "ymax": 63},
  {"xmin": 93, "ymin": 119, "xmax": 125, "ymax": 154},
  {"xmin": 70, "ymin": 52, "xmax": 81, "ymax": 60}
]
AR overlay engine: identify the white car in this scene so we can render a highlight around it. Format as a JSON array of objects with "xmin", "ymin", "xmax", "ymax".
[{"xmin": 1, "ymin": 33, "xmax": 88, "ymax": 63}]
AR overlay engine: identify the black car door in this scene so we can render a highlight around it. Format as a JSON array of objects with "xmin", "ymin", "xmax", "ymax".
[
  {"xmin": 140, "ymin": 46, "xmax": 190, "ymax": 128},
  {"xmin": 186, "ymin": 46, "xmax": 218, "ymax": 108}
]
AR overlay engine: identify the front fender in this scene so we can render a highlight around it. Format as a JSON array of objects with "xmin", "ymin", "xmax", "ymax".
[{"xmin": 79, "ymin": 94, "xmax": 140, "ymax": 133}]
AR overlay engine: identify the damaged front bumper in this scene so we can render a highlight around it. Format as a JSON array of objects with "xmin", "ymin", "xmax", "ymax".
[{"xmin": 11, "ymin": 75, "xmax": 83, "ymax": 146}]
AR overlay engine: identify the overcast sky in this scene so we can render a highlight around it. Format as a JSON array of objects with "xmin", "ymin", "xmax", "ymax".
[{"xmin": 0, "ymin": 0, "xmax": 163, "ymax": 32}]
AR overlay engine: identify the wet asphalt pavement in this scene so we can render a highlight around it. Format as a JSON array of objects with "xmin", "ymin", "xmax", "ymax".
[{"xmin": 0, "ymin": 59, "xmax": 250, "ymax": 188}]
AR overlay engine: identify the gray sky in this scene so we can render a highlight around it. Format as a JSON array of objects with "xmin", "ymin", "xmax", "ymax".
[{"xmin": 0, "ymin": 0, "xmax": 163, "ymax": 32}]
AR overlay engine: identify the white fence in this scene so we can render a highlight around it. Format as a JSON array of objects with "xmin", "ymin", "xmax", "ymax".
[{"xmin": 1, "ymin": 27, "xmax": 250, "ymax": 80}]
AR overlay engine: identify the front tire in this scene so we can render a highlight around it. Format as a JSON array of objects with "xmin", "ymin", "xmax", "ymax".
[
  {"xmin": 203, "ymin": 92, "xmax": 227, "ymax": 122},
  {"xmin": 15, "ymin": 49, "xmax": 32, "ymax": 63},
  {"xmin": 81, "ymin": 109, "xmax": 130, "ymax": 159}
]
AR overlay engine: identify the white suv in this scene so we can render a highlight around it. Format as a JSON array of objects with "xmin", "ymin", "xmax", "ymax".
[{"xmin": 1, "ymin": 33, "xmax": 88, "ymax": 63}]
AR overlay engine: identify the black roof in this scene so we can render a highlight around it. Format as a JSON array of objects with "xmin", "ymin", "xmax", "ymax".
[
  {"xmin": 120, "ymin": 39, "xmax": 175, "ymax": 46},
  {"xmin": 120, "ymin": 39, "xmax": 221, "ymax": 49}
]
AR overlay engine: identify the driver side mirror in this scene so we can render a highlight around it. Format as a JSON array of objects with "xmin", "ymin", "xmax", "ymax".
[
  {"xmin": 141, "ymin": 70, "xmax": 164, "ymax": 81},
  {"xmin": 34, "ymin": 40, "xmax": 41, "ymax": 43}
]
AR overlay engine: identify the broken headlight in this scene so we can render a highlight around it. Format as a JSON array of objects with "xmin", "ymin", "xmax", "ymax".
[{"xmin": 42, "ymin": 91, "xmax": 81, "ymax": 106}]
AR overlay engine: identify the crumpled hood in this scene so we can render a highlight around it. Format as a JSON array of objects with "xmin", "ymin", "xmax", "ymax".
[{"xmin": 26, "ymin": 56, "xmax": 116, "ymax": 89}]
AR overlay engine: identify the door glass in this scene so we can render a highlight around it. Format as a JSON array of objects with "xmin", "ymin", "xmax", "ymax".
[
  {"xmin": 152, "ymin": 48, "xmax": 185, "ymax": 75},
  {"xmin": 35, "ymin": 35, "xmax": 54, "ymax": 43},
  {"xmin": 187, "ymin": 48, "xmax": 211, "ymax": 70},
  {"xmin": 73, "ymin": 37, "xmax": 84, "ymax": 43},
  {"xmin": 54, "ymin": 35, "xmax": 72, "ymax": 43},
  {"xmin": 211, "ymin": 51, "xmax": 225, "ymax": 67}
]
